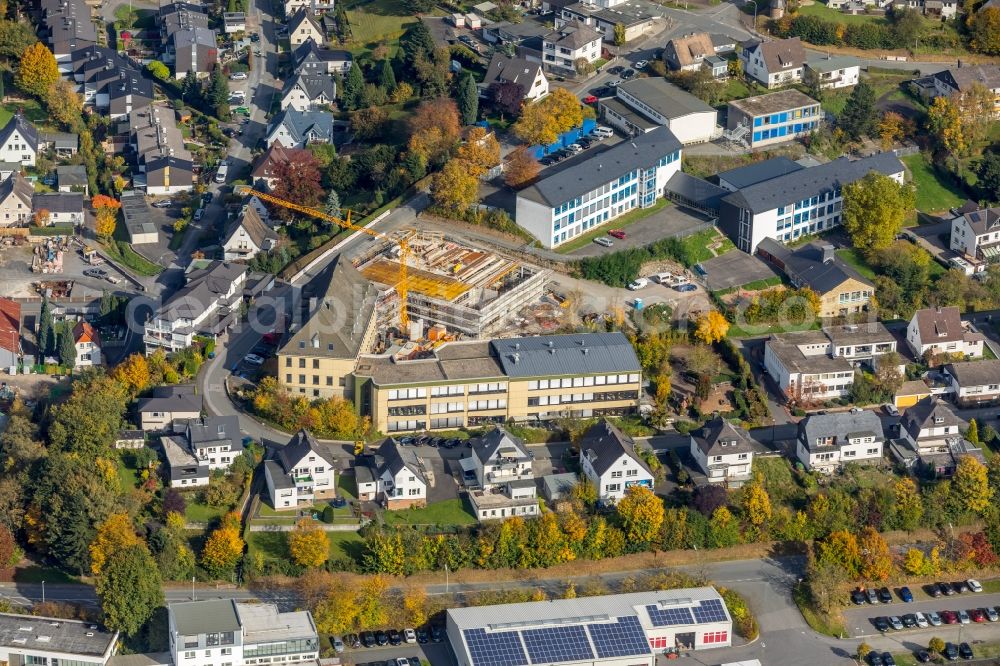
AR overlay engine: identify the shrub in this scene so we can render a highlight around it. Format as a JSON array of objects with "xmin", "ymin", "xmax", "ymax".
[{"xmin": 720, "ymin": 587, "xmax": 759, "ymax": 639}]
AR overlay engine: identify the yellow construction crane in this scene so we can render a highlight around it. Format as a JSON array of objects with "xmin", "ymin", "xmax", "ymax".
[{"xmin": 238, "ymin": 187, "xmax": 412, "ymax": 328}]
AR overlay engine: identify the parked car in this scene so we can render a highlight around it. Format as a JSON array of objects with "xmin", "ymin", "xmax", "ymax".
[
  {"xmin": 244, "ymin": 354, "xmax": 265, "ymax": 366},
  {"xmin": 404, "ymin": 628, "xmax": 416, "ymax": 644},
  {"xmin": 83, "ymin": 268, "xmax": 109, "ymax": 279},
  {"xmin": 344, "ymin": 633, "xmax": 360, "ymax": 649},
  {"xmin": 927, "ymin": 583, "xmax": 942, "ymax": 598},
  {"xmin": 674, "ymin": 283, "xmax": 697, "ymax": 292},
  {"xmin": 582, "ymin": 95, "xmax": 598, "ymax": 104},
  {"xmin": 627, "ymin": 278, "xmax": 648, "ymax": 291},
  {"xmin": 331, "ymin": 636, "xmax": 344, "ymax": 653},
  {"xmin": 927, "ymin": 611, "xmax": 942, "ymax": 626},
  {"xmin": 915, "ymin": 650, "xmax": 931, "ymax": 663},
  {"xmin": 608, "ymin": 65, "xmax": 623, "ymax": 74},
  {"xmin": 151, "ymin": 199, "xmax": 172, "ymax": 208},
  {"xmin": 593, "ymin": 237, "xmax": 614, "ymax": 247},
  {"xmin": 851, "ymin": 589, "xmax": 867, "ymax": 605},
  {"xmin": 387, "ymin": 629, "xmax": 402, "ymax": 645},
  {"xmin": 430, "ymin": 626, "xmax": 443, "ymax": 642},
  {"xmin": 882, "ymin": 653, "xmax": 896, "ymax": 666},
  {"xmin": 361, "ymin": 632, "xmax": 376, "ymax": 648},
  {"xmin": 970, "ymin": 608, "xmax": 986, "ymax": 623},
  {"xmin": 878, "ymin": 587, "xmax": 893, "ymax": 603},
  {"xmin": 883, "ymin": 403, "xmax": 900, "ymax": 416},
  {"xmin": 193, "ymin": 209, "xmax": 204, "ymax": 222},
  {"xmin": 959, "ymin": 642, "xmax": 973, "ymax": 660},
  {"xmin": 901, "ymin": 614, "xmax": 917, "ymax": 628},
  {"xmin": 607, "ymin": 79, "xmax": 622, "ymax": 87},
  {"xmin": 608, "ymin": 229, "xmax": 626, "ymax": 239},
  {"xmin": 867, "ymin": 588, "xmax": 880, "ymax": 604},
  {"xmin": 621, "ymin": 68, "xmax": 635, "ymax": 79},
  {"xmin": 968, "ymin": 579, "xmax": 983, "ymax": 592},
  {"xmin": 868, "ymin": 653, "xmax": 884, "ymax": 666},
  {"xmin": 943, "ymin": 642, "xmax": 959, "ymax": 660},
  {"xmin": 694, "ymin": 263, "xmax": 707, "ymax": 276},
  {"xmin": 899, "ymin": 586, "xmax": 913, "ymax": 602},
  {"xmin": 958, "ymin": 609, "xmax": 970, "ymax": 624},
  {"xmin": 634, "ymin": 59, "xmax": 648, "ymax": 69},
  {"xmin": 940, "ymin": 581, "xmax": 956, "ymax": 596},
  {"xmin": 954, "ymin": 581, "xmax": 971, "ymax": 594},
  {"xmin": 566, "ymin": 143, "xmax": 583, "ymax": 153},
  {"xmin": 888, "ymin": 616, "xmax": 903, "ymax": 630},
  {"xmin": 914, "ymin": 612, "xmax": 929, "ymax": 628},
  {"xmin": 873, "ymin": 616, "xmax": 889, "ymax": 632},
  {"xmin": 374, "ymin": 630, "xmax": 388, "ymax": 646},
  {"xmin": 987, "ymin": 606, "xmax": 998, "ymax": 621},
  {"xmin": 416, "ymin": 628, "xmax": 429, "ymax": 644},
  {"xmin": 229, "ymin": 71, "xmax": 248, "ymax": 80},
  {"xmin": 940, "ymin": 610, "xmax": 959, "ymax": 624}
]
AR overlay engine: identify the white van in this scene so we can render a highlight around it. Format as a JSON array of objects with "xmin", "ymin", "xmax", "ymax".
[
  {"xmin": 593, "ymin": 237, "xmax": 614, "ymax": 247},
  {"xmin": 214, "ymin": 164, "xmax": 229, "ymax": 183},
  {"xmin": 593, "ymin": 126, "xmax": 614, "ymax": 138}
]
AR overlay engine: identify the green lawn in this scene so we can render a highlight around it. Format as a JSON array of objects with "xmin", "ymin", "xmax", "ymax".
[
  {"xmin": 345, "ymin": 0, "xmax": 416, "ymax": 48},
  {"xmin": 13, "ymin": 565, "xmax": 79, "ymax": 584},
  {"xmin": 338, "ymin": 473, "xmax": 358, "ymax": 501},
  {"xmin": 713, "ymin": 275, "xmax": 783, "ymax": 296},
  {"xmin": 902, "ymin": 153, "xmax": 969, "ymax": 213},
  {"xmin": 676, "ymin": 227, "xmax": 735, "ymax": 266},
  {"xmin": 328, "ymin": 530, "xmax": 365, "ymax": 561},
  {"xmin": 797, "ymin": 1, "xmax": 887, "ymax": 24},
  {"xmin": 555, "ymin": 199, "xmax": 671, "ymax": 255},
  {"xmin": 983, "ymin": 344, "xmax": 998, "ymax": 361},
  {"xmin": 248, "ymin": 529, "xmax": 365, "ymax": 564},
  {"xmin": 835, "ymin": 248, "xmax": 877, "ymax": 280},
  {"xmin": 0, "ymin": 99, "xmax": 47, "ymax": 127},
  {"xmin": 382, "ymin": 498, "xmax": 477, "ymax": 527},
  {"xmin": 117, "ymin": 459, "xmax": 140, "ymax": 492},
  {"xmin": 184, "ymin": 500, "xmax": 229, "ymax": 524}
]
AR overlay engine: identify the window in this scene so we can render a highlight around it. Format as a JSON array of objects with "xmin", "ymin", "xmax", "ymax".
[
  {"xmin": 703, "ymin": 631, "xmax": 728, "ymax": 644},
  {"xmin": 184, "ymin": 654, "xmax": 195, "ymax": 660},
  {"xmin": 611, "ymin": 471, "xmax": 622, "ymax": 478}
]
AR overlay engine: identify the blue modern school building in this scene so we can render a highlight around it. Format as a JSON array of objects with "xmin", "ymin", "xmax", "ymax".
[{"xmin": 726, "ymin": 89, "xmax": 822, "ymax": 149}]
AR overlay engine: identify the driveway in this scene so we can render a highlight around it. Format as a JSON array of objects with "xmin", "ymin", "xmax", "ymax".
[
  {"xmin": 700, "ymin": 250, "xmax": 781, "ymax": 291},
  {"xmin": 566, "ymin": 205, "xmax": 714, "ymax": 258}
]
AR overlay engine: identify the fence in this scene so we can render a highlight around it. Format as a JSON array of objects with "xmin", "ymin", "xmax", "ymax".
[{"xmin": 527, "ymin": 119, "xmax": 598, "ymax": 159}]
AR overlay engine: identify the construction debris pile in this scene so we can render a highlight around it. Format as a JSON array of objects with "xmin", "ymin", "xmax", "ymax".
[{"xmin": 31, "ymin": 238, "xmax": 68, "ymax": 274}]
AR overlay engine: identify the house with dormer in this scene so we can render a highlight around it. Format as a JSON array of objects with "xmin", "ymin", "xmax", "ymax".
[
  {"xmin": 951, "ymin": 205, "xmax": 1000, "ymax": 273},
  {"xmin": 663, "ymin": 32, "xmax": 716, "ymax": 72},
  {"xmin": 264, "ymin": 429, "xmax": 337, "ymax": 509},
  {"xmin": 292, "ymin": 39, "xmax": 352, "ymax": 76},
  {"xmin": 160, "ymin": 415, "xmax": 242, "ymax": 487},
  {"xmin": 250, "ymin": 142, "xmax": 291, "ymax": 191},
  {"xmin": 289, "ymin": 9, "xmax": 325, "ymax": 46},
  {"xmin": 280, "ymin": 72, "xmax": 337, "ymax": 111},
  {"xmin": 356, "ymin": 438, "xmax": 428, "ymax": 509},
  {"xmin": 72, "ymin": 320, "xmax": 101, "ymax": 368},
  {"xmin": 739, "ymin": 37, "xmax": 806, "ymax": 89},
  {"xmin": 265, "ymin": 108, "xmax": 334, "ymax": 148},
  {"xmin": 222, "ymin": 206, "xmax": 277, "ymax": 260},
  {"xmin": 906, "ymin": 306, "xmax": 984, "ymax": 361},
  {"xmin": 890, "ymin": 396, "xmax": 983, "ymax": 477},
  {"xmin": 482, "ymin": 53, "xmax": 549, "ymax": 102},
  {"xmin": 0, "ymin": 116, "xmax": 38, "ymax": 166},
  {"xmin": 464, "ymin": 427, "xmax": 539, "ymax": 521},
  {"xmin": 137, "ymin": 385, "xmax": 202, "ymax": 431},
  {"xmin": 579, "ymin": 419, "xmax": 653, "ymax": 503},
  {"xmin": 795, "ymin": 411, "xmax": 884, "ymax": 473},
  {"xmin": 689, "ymin": 417, "xmax": 755, "ymax": 486}
]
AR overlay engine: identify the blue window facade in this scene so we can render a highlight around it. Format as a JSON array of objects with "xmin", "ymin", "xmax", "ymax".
[{"xmin": 749, "ymin": 104, "xmax": 821, "ymax": 147}]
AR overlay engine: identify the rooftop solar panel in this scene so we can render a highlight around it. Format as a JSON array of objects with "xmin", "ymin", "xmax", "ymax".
[
  {"xmin": 521, "ymin": 625, "xmax": 594, "ymax": 664},
  {"xmin": 587, "ymin": 616, "xmax": 652, "ymax": 659},
  {"xmin": 645, "ymin": 604, "xmax": 694, "ymax": 627},
  {"xmin": 692, "ymin": 599, "xmax": 728, "ymax": 624},
  {"xmin": 463, "ymin": 628, "xmax": 529, "ymax": 666}
]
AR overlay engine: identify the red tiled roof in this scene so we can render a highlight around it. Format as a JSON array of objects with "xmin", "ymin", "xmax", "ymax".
[
  {"xmin": 73, "ymin": 320, "xmax": 100, "ymax": 345},
  {"xmin": 0, "ymin": 298, "xmax": 20, "ymax": 354}
]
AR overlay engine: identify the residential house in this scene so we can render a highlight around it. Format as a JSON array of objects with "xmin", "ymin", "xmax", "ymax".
[
  {"xmin": 710, "ymin": 33, "xmax": 738, "ymax": 53},
  {"xmin": 33, "ymin": 192, "xmax": 85, "ymax": 226},
  {"xmin": 288, "ymin": 9, "xmax": 325, "ymax": 46},
  {"xmin": 356, "ymin": 438, "xmax": 428, "ymax": 509},
  {"xmin": 277, "ymin": 255, "xmax": 378, "ymax": 399},
  {"xmin": 579, "ymin": 419, "xmax": 653, "ymax": 503},
  {"xmin": 72, "ymin": 320, "xmax": 101, "ymax": 367},
  {"xmin": 0, "ymin": 116, "xmax": 38, "ymax": 166},
  {"xmin": 284, "ymin": 0, "xmax": 335, "ymax": 15},
  {"xmin": 182, "ymin": 415, "xmax": 243, "ymax": 471},
  {"xmin": 166, "ymin": 599, "xmax": 318, "ymax": 666},
  {"xmin": 717, "ymin": 153, "xmax": 904, "ymax": 253},
  {"xmin": 764, "ymin": 323, "xmax": 898, "ymax": 401},
  {"xmin": 0, "ymin": 173, "xmax": 34, "ymax": 226},
  {"xmin": 136, "ymin": 385, "xmax": 202, "ymax": 431},
  {"xmin": 542, "ymin": 21, "xmax": 602, "ymax": 73},
  {"xmin": 39, "ymin": 131, "xmax": 78, "ymax": 157},
  {"xmin": 950, "ymin": 204, "xmax": 1000, "ymax": 272},
  {"xmin": 0, "ymin": 298, "xmax": 20, "ymax": 370},
  {"xmin": 943, "ymin": 360, "xmax": 1000, "ymax": 406},
  {"xmin": 114, "ymin": 429, "xmax": 145, "ymax": 449},
  {"xmin": 68, "ymin": 46, "xmax": 154, "ymax": 120},
  {"xmin": 121, "ymin": 189, "xmax": 159, "ymax": 245},
  {"xmin": 222, "ymin": 206, "xmax": 278, "ymax": 260},
  {"xmin": 795, "ymin": 410, "xmax": 885, "ymax": 473},
  {"xmin": 57, "ymin": 164, "xmax": 89, "ymax": 195},
  {"xmin": 516, "ymin": 126, "xmax": 682, "ymax": 249},
  {"xmin": 804, "ymin": 55, "xmax": 861, "ymax": 90},
  {"xmin": 481, "ymin": 53, "xmax": 549, "ymax": 101},
  {"xmin": 223, "ymin": 11, "xmax": 246, "ymax": 32},
  {"xmin": 40, "ymin": 0, "xmax": 98, "ymax": 62},
  {"xmin": 931, "ymin": 65, "xmax": 1000, "ymax": 116},
  {"xmin": 602, "ymin": 77, "xmax": 718, "ymax": 144},
  {"xmin": 555, "ymin": 2, "xmax": 658, "ymax": 43},
  {"xmin": 0, "ymin": 612, "xmax": 117, "ymax": 666},
  {"xmin": 129, "ymin": 105, "xmax": 195, "ymax": 195},
  {"xmin": 159, "ymin": 1, "xmax": 217, "ymax": 78},
  {"xmin": 250, "ymin": 142, "xmax": 292, "ymax": 191},
  {"xmin": 891, "ymin": 396, "xmax": 982, "ymax": 477},
  {"xmin": 663, "ymin": 32, "xmax": 715, "ymax": 72},
  {"xmin": 265, "ymin": 108, "xmax": 335, "ymax": 148},
  {"xmin": 739, "ymin": 37, "xmax": 806, "ymax": 88},
  {"xmin": 725, "ymin": 89, "xmax": 821, "ymax": 151},
  {"xmin": 280, "ymin": 72, "xmax": 337, "ymax": 111},
  {"xmin": 756, "ymin": 239, "xmax": 875, "ymax": 317},
  {"xmin": 906, "ymin": 306, "xmax": 984, "ymax": 361},
  {"xmin": 465, "ymin": 428, "xmax": 539, "ymax": 521},
  {"xmin": 292, "ymin": 39, "xmax": 353, "ymax": 76},
  {"xmin": 689, "ymin": 417, "xmax": 755, "ymax": 486},
  {"xmin": 263, "ymin": 429, "xmax": 337, "ymax": 509},
  {"xmin": 144, "ymin": 261, "xmax": 248, "ymax": 352}
]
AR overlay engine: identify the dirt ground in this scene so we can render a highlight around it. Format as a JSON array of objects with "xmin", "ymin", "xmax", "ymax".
[{"xmin": 0, "ymin": 372, "xmax": 69, "ymax": 402}]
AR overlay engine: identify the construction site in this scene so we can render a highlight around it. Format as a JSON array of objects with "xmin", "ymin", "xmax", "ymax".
[{"xmin": 352, "ymin": 232, "xmax": 553, "ymax": 340}]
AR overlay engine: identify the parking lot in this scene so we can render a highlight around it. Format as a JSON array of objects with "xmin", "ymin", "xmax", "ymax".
[
  {"xmin": 566, "ymin": 205, "xmax": 713, "ymax": 258},
  {"xmin": 0, "ymin": 241, "xmax": 131, "ymax": 298},
  {"xmin": 699, "ymin": 250, "xmax": 781, "ymax": 292}
]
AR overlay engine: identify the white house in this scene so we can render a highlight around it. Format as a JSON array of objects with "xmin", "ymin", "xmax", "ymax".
[
  {"xmin": 182, "ymin": 415, "xmax": 243, "ymax": 472},
  {"xmin": 604, "ymin": 77, "xmax": 718, "ymax": 144},
  {"xmin": 280, "ymin": 72, "xmax": 336, "ymax": 111},
  {"xmin": 906, "ymin": 306, "xmax": 984, "ymax": 361},
  {"xmin": 689, "ymin": 417, "xmax": 755, "ymax": 486},
  {"xmin": 265, "ymin": 108, "xmax": 334, "ymax": 149},
  {"xmin": 482, "ymin": 53, "xmax": 549, "ymax": 102},
  {"xmin": 465, "ymin": 428, "xmax": 539, "ymax": 522},
  {"xmin": 136, "ymin": 385, "xmax": 203, "ymax": 431},
  {"xmin": 931, "ymin": 65, "xmax": 1000, "ymax": 117},
  {"xmin": 284, "ymin": 0, "xmax": 335, "ymax": 16},
  {"xmin": 356, "ymin": 438, "xmax": 428, "ymax": 509},
  {"xmin": 516, "ymin": 126, "xmax": 682, "ymax": 249},
  {"xmin": 542, "ymin": 21, "xmax": 602, "ymax": 73},
  {"xmin": 222, "ymin": 206, "xmax": 278, "ymax": 260},
  {"xmin": 33, "ymin": 192, "xmax": 85, "ymax": 226},
  {"xmin": 891, "ymin": 396, "xmax": 983, "ymax": 477},
  {"xmin": 288, "ymin": 9, "xmax": 325, "ymax": 46},
  {"xmin": 950, "ymin": 204, "xmax": 1000, "ymax": 272},
  {"xmin": 739, "ymin": 37, "xmax": 806, "ymax": 89},
  {"xmin": 579, "ymin": 419, "xmax": 653, "ymax": 503},
  {"xmin": 0, "ymin": 173, "xmax": 34, "ymax": 226},
  {"xmin": 72, "ymin": 320, "xmax": 101, "ymax": 367},
  {"xmin": 804, "ymin": 55, "xmax": 861, "ymax": 90},
  {"xmin": 263, "ymin": 429, "xmax": 337, "ymax": 509},
  {"xmin": 943, "ymin": 360, "xmax": 1000, "ymax": 406},
  {"xmin": 0, "ymin": 116, "xmax": 38, "ymax": 166},
  {"xmin": 795, "ymin": 411, "xmax": 884, "ymax": 473}
]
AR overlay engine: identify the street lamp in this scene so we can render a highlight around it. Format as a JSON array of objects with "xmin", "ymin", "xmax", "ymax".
[{"xmin": 745, "ymin": 0, "xmax": 758, "ymax": 32}]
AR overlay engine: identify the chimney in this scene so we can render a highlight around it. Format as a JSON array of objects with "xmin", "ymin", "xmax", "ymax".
[{"xmin": 821, "ymin": 244, "xmax": 835, "ymax": 264}]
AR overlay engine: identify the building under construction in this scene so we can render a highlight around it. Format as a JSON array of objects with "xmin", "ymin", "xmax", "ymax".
[{"xmin": 354, "ymin": 232, "xmax": 550, "ymax": 339}]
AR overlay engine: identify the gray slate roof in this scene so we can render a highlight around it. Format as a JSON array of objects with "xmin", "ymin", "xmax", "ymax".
[
  {"xmin": 183, "ymin": 415, "xmax": 242, "ymax": 452},
  {"xmin": 169, "ymin": 599, "xmax": 241, "ymax": 636},
  {"xmin": 160, "ymin": 261, "xmax": 247, "ymax": 319},
  {"xmin": 722, "ymin": 153, "xmax": 904, "ymax": 214},
  {"xmin": 959, "ymin": 206, "xmax": 1000, "ymax": 236},
  {"xmin": 759, "ymin": 239, "xmax": 873, "ymax": 294},
  {"xmin": 617, "ymin": 77, "xmax": 716, "ymax": 119},
  {"xmin": 275, "ymin": 429, "xmax": 335, "ymax": 472},
  {"xmin": 482, "ymin": 53, "xmax": 543, "ymax": 89},
  {"xmin": 748, "ymin": 36, "xmax": 805, "ymax": 72},
  {"xmin": 797, "ymin": 410, "xmax": 884, "ymax": 453},
  {"xmin": 0, "ymin": 612, "xmax": 117, "ymax": 657},
  {"xmin": 57, "ymin": 164, "xmax": 88, "ymax": 188},
  {"xmin": 805, "ymin": 54, "xmax": 861, "ymax": 73},
  {"xmin": 264, "ymin": 459, "xmax": 295, "ymax": 490},
  {"xmin": 0, "ymin": 173, "xmax": 34, "ymax": 209},
  {"xmin": 580, "ymin": 419, "xmax": 651, "ymax": 476},
  {"xmin": 271, "ymin": 108, "xmax": 334, "ymax": 144},
  {"xmin": 472, "ymin": 427, "xmax": 531, "ymax": 464},
  {"xmin": 944, "ymin": 360, "xmax": 1000, "ymax": 387},
  {"xmin": 224, "ymin": 205, "xmax": 276, "ymax": 250},
  {"xmin": 33, "ymin": 192, "xmax": 84, "ymax": 214},
  {"xmin": 377, "ymin": 438, "xmax": 427, "ymax": 484},
  {"xmin": 490, "ymin": 332, "xmax": 641, "ymax": 378},
  {"xmin": 282, "ymin": 71, "xmax": 337, "ymax": 104},
  {"xmin": 137, "ymin": 385, "xmax": 202, "ymax": 414},
  {"xmin": 933, "ymin": 65, "xmax": 1000, "ymax": 92},
  {"xmin": 518, "ymin": 126, "xmax": 682, "ymax": 207},
  {"xmin": 543, "ymin": 20, "xmax": 602, "ymax": 50},
  {"xmin": 717, "ymin": 156, "xmax": 804, "ymax": 189},
  {"xmin": 691, "ymin": 417, "xmax": 753, "ymax": 456},
  {"xmin": 902, "ymin": 396, "xmax": 966, "ymax": 440}
]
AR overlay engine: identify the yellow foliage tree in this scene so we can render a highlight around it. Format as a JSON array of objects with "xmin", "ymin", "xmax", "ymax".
[
  {"xmin": 201, "ymin": 521, "xmax": 245, "ymax": 577},
  {"xmin": 616, "ymin": 485, "xmax": 664, "ymax": 545},
  {"xmin": 33, "ymin": 209, "xmax": 50, "ymax": 227},
  {"xmin": 287, "ymin": 518, "xmax": 329, "ymax": 568},
  {"xmin": 741, "ymin": 478, "xmax": 772, "ymax": 529},
  {"xmin": 877, "ymin": 112, "xmax": 905, "ymax": 150},
  {"xmin": 858, "ymin": 526, "xmax": 893, "ymax": 582},
  {"xmin": 694, "ymin": 310, "xmax": 729, "ymax": 344},
  {"xmin": 92, "ymin": 195, "xmax": 122, "ymax": 239},
  {"xmin": 401, "ymin": 586, "xmax": 428, "ymax": 627},
  {"xmin": 113, "ymin": 353, "xmax": 152, "ymax": 394},
  {"xmin": 953, "ymin": 455, "xmax": 993, "ymax": 514},
  {"xmin": 455, "ymin": 127, "xmax": 501, "ymax": 177},
  {"xmin": 430, "ymin": 158, "xmax": 479, "ymax": 212},
  {"xmin": 45, "ymin": 79, "xmax": 83, "ymax": 131},
  {"xmin": 512, "ymin": 88, "xmax": 584, "ymax": 146},
  {"xmin": 15, "ymin": 42, "xmax": 58, "ymax": 98},
  {"xmin": 90, "ymin": 513, "xmax": 140, "ymax": 575},
  {"xmin": 927, "ymin": 95, "xmax": 966, "ymax": 156}
]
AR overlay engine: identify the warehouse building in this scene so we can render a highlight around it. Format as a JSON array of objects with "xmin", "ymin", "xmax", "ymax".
[
  {"xmin": 447, "ymin": 587, "xmax": 733, "ymax": 666},
  {"xmin": 602, "ymin": 77, "xmax": 718, "ymax": 144}
]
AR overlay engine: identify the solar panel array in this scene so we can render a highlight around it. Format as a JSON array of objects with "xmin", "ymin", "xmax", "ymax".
[
  {"xmin": 463, "ymin": 628, "xmax": 529, "ymax": 666},
  {"xmin": 522, "ymin": 625, "xmax": 593, "ymax": 663},
  {"xmin": 692, "ymin": 598, "xmax": 728, "ymax": 624},
  {"xmin": 645, "ymin": 604, "xmax": 694, "ymax": 627},
  {"xmin": 588, "ymin": 616, "xmax": 652, "ymax": 659}
]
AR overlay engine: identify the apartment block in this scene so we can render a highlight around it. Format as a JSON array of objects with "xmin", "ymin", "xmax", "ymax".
[{"xmin": 0, "ymin": 612, "xmax": 117, "ymax": 666}]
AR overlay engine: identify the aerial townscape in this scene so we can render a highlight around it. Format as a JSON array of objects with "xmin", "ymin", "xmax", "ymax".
[{"xmin": 0, "ymin": 0, "xmax": 998, "ymax": 662}]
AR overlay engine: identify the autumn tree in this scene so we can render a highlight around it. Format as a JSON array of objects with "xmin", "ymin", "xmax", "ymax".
[
  {"xmin": 967, "ymin": 418, "xmax": 980, "ymax": 445},
  {"xmin": 113, "ymin": 353, "xmax": 152, "ymax": 394},
  {"xmin": 613, "ymin": 22, "xmax": 626, "ymax": 46},
  {"xmin": 842, "ymin": 171, "xmax": 916, "ymax": 255},
  {"xmin": 892, "ymin": 477, "xmax": 924, "ymax": 531},
  {"xmin": 489, "ymin": 81, "xmax": 525, "ymax": 118},
  {"xmin": 46, "ymin": 79, "xmax": 83, "ymax": 131},
  {"xmin": 956, "ymin": 83, "xmax": 996, "ymax": 149},
  {"xmin": 350, "ymin": 106, "xmax": 388, "ymax": 141},
  {"xmin": 970, "ymin": 7, "xmax": 1000, "ymax": 54},
  {"xmin": 146, "ymin": 60, "xmax": 170, "ymax": 80},
  {"xmin": 858, "ymin": 526, "xmax": 892, "ymax": 581},
  {"xmin": 816, "ymin": 529, "xmax": 861, "ymax": 578},
  {"xmin": 616, "ymin": 485, "xmax": 664, "ymax": 547},
  {"xmin": 512, "ymin": 88, "xmax": 584, "ymax": 146},
  {"xmin": 89, "ymin": 513, "xmax": 140, "ymax": 575},
  {"xmin": 708, "ymin": 506, "xmax": 741, "ymax": 548},
  {"xmin": 271, "ymin": 149, "xmax": 323, "ymax": 220},
  {"xmin": 877, "ymin": 111, "xmax": 905, "ymax": 150},
  {"xmin": 430, "ymin": 158, "xmax": 479, "ymax": 213},
  {"xmin": 0, "ymin": 524, "xmax": 22, "ymax": 567},
  {"xmin": 15, "ymin": 42, "xmax": 58, "ymax": 98},
  {"xmin": 95, "ymin": 544, "xmax": 163, "ymax": 637},
  {"xmin": 288, "ymin": 518, "xmax": 329, "ymax": 568},
  {"xmin": 504, "ymin": 146, "xmax": 541, "ymax": 189},
  {"xmin": 200, "ymin": 512, "xmax": 244, "ymax": 578},
  {"xmin": 927, "ymin": 95, "xmax": 966, "ymax": 156},
  {"xmin": 454, "ymin": 127, "xmax": 500, "ymax": 177},
  {"xmin": 92, "ymin": 195, "xmax": 121, "ymax": 239},
  {"xmin": 952, "ymin": 455, "xmax": 992, "ymax": 514},
  {"xmin": 33, "ymin": 208, "xmax": 50, "ymax": 227},
  {"xmin": 407, "ymin": 97, "xmax": 461, "ymax": 166},
  {"xmin": 694, "ymin": 310, "xmax": 729, "ymax": 344},
  {"xmin": 741, "ymin": 478, "xmax": 772, "ymax": 531}
]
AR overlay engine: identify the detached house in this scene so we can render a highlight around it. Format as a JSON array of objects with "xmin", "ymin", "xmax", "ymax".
[
  {"xmin": 292, "ymin": 39, "xmax": 352, "ymax": 76},
  {"xmin": 356, "ymin": 438, "xmax": 428, "ymax": 509},
  {"xmin": 542, "ymin": 21, "xmax": 602, "ymax": 73},
  {"xmin": 266, "ymin": 108, "xmax": 334, "ymax": 149},
  {"xmin": 71, "ymin": 320, "xmax": 101, "ymax": 367},
  {"xmin": 739, "ymin": 37, "xmax": 806, "ymax": 89},
  {"xmin": 289, "ymin": 9, "xmax": 325, "ymax": 46},
  {"xmin": 264, "ymin": 429, "xmax": 337, "ymax": 509},
  {"xmin": 0, "ymin": 174, "xmax": 34, "ymax": 226},
  {"xmin": 579, "ymin": 419, "xmax": 653, "ymax": 503},
  {"xmin": 160, "ymin": 415, "xmax": 243, "ymax": 487},
  {"xmin": 251, "ymin": 142, "xmax": 292, "ymax": 191},
  {"xmin": 663, "ymin": 32, "xmax": 716, "ymax": 72},
  {"xmin": 689, "ymin": 417, "xmax": 755, "ymax": 486},
  {"xmin": 891, "ymin": 396, "xmax": 983, "ymax": 477},
  {"xmin": 931, "ymin": 65, "xmax": 1000, "ymax": 117},
  {"xmin": 136, "ymin": 385, "xmax": 202, "ymax": 431},
  {"xmin": 795, "ymin": 411, "xmax": 884, "ymax": 473},
  {"xmin": 950, "ymin": 204, "xmax": 1000, "ymax": 273},
  {"xmin": 906, "ymin": 306, "xmax": 984, "ymax": 361},
  {"xmin": 33, "ymin": 192, "xmax": 85, "ymax": 226},
  {"xmin": 465, "ymin": 428, "xmax": 539, "ymax": 521},
  {"xmin": 280, "ymin": 72, "xmax": 337, "ymax": 111},
  {"xmin": 0, "ymin": 116, "xmax": 38, "ymax": 166},
  {"xmin": 757, "ymin": 239, "xmax": 875, "ymax": 317},
  {"xmin": 804, "ymin": 55, "xmax": 861, "ymax": 90},
  {"xmin": 482, "ymin": 53, "xmax": 549, "ymax": 102},
  {"xmin": 222, "ymin": 206, "xmax": 278, "ymax": 260},
  {"xmin": 943, "ymin": 360, "xmax": 1000, "ymax": 406}
]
